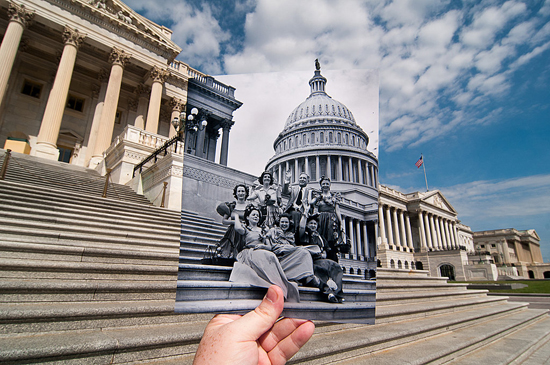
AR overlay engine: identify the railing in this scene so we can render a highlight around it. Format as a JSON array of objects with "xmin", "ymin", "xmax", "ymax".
[
  {"xmin": 169, "ymin": 60, "xmax": 236, "ymax": 98},
  {"xmin": 132, "ymin": 134, "xmax": 184, "ymax": 177}
]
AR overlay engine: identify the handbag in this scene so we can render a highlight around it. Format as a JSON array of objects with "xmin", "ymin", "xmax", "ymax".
[
  {"xmin": 334, "ymin": 230, "xmax": 351, "ymax": 253},
  {"xmin": 201, "ymin": 244, "xmax": 236, "ymax": 266}
]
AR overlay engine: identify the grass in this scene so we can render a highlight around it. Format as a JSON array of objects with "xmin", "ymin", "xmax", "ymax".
[{"xmin": 451, "ymin": 280, "xmax": 550, "ymax": 294}]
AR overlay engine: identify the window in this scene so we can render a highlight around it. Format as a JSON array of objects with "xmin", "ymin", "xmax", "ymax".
[
  {"xmin": 115, "ymin": 110, "xmax": 122, "ymax": 124},
  {"xmin": 491, "ymin": 244, "xmax": 496, "ymax": 248},
  {"xmin": 66, "ymin": 95, "xmax": 85, "ymax": 112},
  {"xmin": 21, "ymin": 80, "xmax": 42, "ymax": 98}
]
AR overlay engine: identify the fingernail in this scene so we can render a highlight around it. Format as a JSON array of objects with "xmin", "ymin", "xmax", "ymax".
[{"xmin": 265, "ymin": 286, "xmax": 278, "ymax": 304}]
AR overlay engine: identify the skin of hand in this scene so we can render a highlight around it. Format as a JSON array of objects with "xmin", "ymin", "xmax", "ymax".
[{"xmin": 193, "ymin": 285, "xmax": 315, "ymax": 365}]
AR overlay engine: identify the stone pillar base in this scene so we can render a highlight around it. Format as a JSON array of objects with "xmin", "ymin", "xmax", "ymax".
[{"xmin": 33, "ymin": 142, "xmax": 60, "ymax": 161}]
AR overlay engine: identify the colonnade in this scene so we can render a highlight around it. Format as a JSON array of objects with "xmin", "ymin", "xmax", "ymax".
[
  {"xmin": 340, "ymin": 215, "xmax": 375, "ymax": 260},
  {"xmin": 0, "ymin": 3, "xmax": 235, "ymax": 166},
  {"xmin": 379, "ymin": 204, "xmax": 460, "ymax": 252},
  {"xmin": 270, "ymin": 154, "xmax": 377, "ymax": 186}
]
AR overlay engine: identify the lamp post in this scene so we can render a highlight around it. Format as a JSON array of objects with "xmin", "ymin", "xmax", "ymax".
[{"xmin": 171, "ymin": 107, "xmax": 208, "ymax": 153}]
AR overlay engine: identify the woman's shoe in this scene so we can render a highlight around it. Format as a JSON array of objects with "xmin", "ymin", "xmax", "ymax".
[
  {"xmin": 327, "ymin": 293, "xmax": 338, "ymax": 303},
  {"xmin": 338, "ymin": 297, "xmax": 345, "ymax": 304}
]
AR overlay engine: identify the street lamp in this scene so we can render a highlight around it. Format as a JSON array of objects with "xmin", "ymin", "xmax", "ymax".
[{"xmin": 171, "ymin": 107, "xmax": 208, "ymax": 139}]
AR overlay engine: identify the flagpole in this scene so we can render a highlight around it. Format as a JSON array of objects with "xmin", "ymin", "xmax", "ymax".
[{"xmin": 421, "ymin": 154, "xmax": 429, "ymax": 191}]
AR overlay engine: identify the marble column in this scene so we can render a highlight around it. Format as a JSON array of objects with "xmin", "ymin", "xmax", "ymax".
[
  {"xmin": 398, "ymin": 210, "xmax": 407, "ymax": 251},
  {"xmin": 315, "ymin": 155, "xmax": 320, "ymax": 181},
  {"xmin": 405, "ymin": 213, "xmax": 414, "ymax": 251},
  {"xmin": 327, "ymin": 155, "xmax": 331, "ymax": 180},
  {"xmin": 294, "ymin": 158, "xmax": 299, "ymax": 183},
  {"xmin": 358, "ymin": 159, "xmax": 364, "ymax": 184},
  {"xmin": 305, "ymin": 156, "xmax": 310, "ymax": 177},
  {"xmin": 369, "ymin": 164, "xmax": 374, "ymax": 186},
  {"xmin": 438, "ymin": 217, "xmax": 446, "ymax": 250},
  {"xmin": 362, "ymin": 222, "xmax": 370, "ymax": 258},
  {"xmin": 348, "ymin": 157, "xmax": 353, "ymax": 182},
  {"xmin": 450, "ymin": 222, "xmax": 458, "ymax": 249},
  {"xmin": 145, "ymin": 66, "xmax": 169, "ymax": 134},
  {"xmin": 85, "ymin": 69, "xmax": 108, "ymax": 165},
  {"xmin": 355, "ymin": 220, "xmax": 362, "ymax": 257},
  {"xmin": 133, "ymin": 84, "xmax": 149, "ymax": 129},
  {"xmin": 386, "ymin": 206, "xmax": 394, "ymax": 248},
  {"xmin": 338, "ymin": 155, "xmax": 343, "ymax": 181},
  {"xmin": 392, "ymin": 208, "xmax": 401, "ymax": 250},
  {"xmin": 418, "ymin": 211, "xmax": 427, "ymax": 251},
  {"xmin": 425, "ymin": 213, "xmax": 433, "ymax": 250},
  {"xmin": 169, "ymin": 98, "xmax": 184, "ymax": 138},
  {"xmin": 378, "ymin": 205, "xmax": 387, "ymax": 247},
  {"xmin": 35, "ymin": 27, "xmax": 85, "ymax": 160},
  {"xmin": 219, "ymin": 119, "xmax": 234, "ymax": 166},
  {"xmin": 347, "ymin": 217, "xmax": 355, "ymax": 257},
  {"xmin": 444, "ymin": 220, "xmax": 452, "ymax": 250},
  {"xmin": 90, "ymin": 47, "xmax": 131, "ymax": 165},
  {"xmin": 0, "ymin": 3, "xmax": 34, "ymax": 109}
]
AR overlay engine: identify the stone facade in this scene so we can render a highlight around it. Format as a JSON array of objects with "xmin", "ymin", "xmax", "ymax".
[
  {"xmin": 0, "ymin": 0, "xmax": 241, "ymax": 191},
  {"xmin": 377, "ymin": 185, "xmax": 475, "ymax": 281},
  {"xmin": 474, "ymin": 228, "xmax": 550, "ymax": 279}
]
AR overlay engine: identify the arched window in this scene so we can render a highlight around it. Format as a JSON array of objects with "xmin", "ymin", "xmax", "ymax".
[
  {"xmin": 311, "ymin": 132, "xmax": 315, "ymax": 143},
  {"xmin": 329, "ymin": 132, "xmax": 333, "ymax": 143},
  {"xmin": 351, "ymin": 135, "xmax": 355, "ymax": 146},
  {"xmin": 390, "ymin": 259, "xmax": 395, "ymax": 268},
  {"xmin": 416, "ymin": 261, "xmax": 424, "ymax": 270},
  {"xmin": 337, "ymin": 133, "xmax": 341, "ymax": 144},
  {"xmin": 302, "ymin": 133, "xmax": 306, "ymax": 145},
  {"xmin": 295, "ymin": 135, "xmax": 299, "ymax": 147},
  {"xmin": 404, "ymin": 261, "xmax": 409, "ymax": 269},
  {"xmin": 440, "ymin": 264, "xmax": 456, "ymax": 280},
  {"xmin": 398, "ymin": 260, "xmax": 402, "ymax": 269},
  {"xmin": 344, "ymin": 134, "xmax": 348, "ymax": 144},
  {"xmin": 320, "ymin": 132, "xmax": 324, "ymax": 143}
]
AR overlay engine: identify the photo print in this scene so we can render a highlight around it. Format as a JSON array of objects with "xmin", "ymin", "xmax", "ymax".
[{"xmin": 175, "ymin": 64, "xmax": 379, "ymax": 323}]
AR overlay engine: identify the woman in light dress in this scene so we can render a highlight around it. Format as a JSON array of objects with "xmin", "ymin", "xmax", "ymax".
[
  {"xmin": 215, "ymin": 184, "xmax": 249, "ymax": 260},
  {"xmin": 229, "ymin": 206, "xmax": 318, "ymax": 302},
  {"xmin": 247, "ymin": 171, "xmax": 281, "ymax": 228}
]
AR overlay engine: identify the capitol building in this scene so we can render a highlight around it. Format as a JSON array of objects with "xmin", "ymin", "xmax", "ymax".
[{"xmin": 1, "ymin": 0, "xmax": 547, "ymax": 280}]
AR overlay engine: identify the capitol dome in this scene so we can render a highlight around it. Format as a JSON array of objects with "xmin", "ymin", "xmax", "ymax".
[{"xmin": 284, "ymin": 70, "xmax": 356, "ymax": 130}]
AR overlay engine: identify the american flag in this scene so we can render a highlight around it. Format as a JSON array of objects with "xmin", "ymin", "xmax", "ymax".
[{"xmin": 415, "ymin": 156, "xmax": 423, "ymax": 168}]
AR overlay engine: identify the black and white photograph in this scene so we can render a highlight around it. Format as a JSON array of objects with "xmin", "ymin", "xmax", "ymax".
[{"xmin": 175, "ymin": 65, "xmax": 379, "ymax": 323}]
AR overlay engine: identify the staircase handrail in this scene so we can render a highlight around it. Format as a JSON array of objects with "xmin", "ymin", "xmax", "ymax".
[{"xmin": 133, "ymin": 135, "xmax": 183, "ymax": 177}]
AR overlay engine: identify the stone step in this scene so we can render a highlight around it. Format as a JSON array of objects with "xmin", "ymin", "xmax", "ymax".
[
  {"xmin": 0, "ymin": 300, "xmax": 211, "ymax": 335},
  {"xmin": 443, "ymin": 315, "xmax": 550, "ymax": 364},
  {"xmin": 0, "ymin": 211, "xmax": 180, "ymax": 239},
  {"xmin": 176, "ymin": 280, "xmax": 376, "ymax": 304},
  {"xmin": 177, "ymin": 263, "xmax": 377, "ymax": 290},
  {"xmin": 0, "ymin": 181, "xmax": 176, "ymax": 220},
  {"xmin": 376, "ymin": 288, "xmax": 489, "ymax": 305},
  {"xmin": 0, "ymin": 279, "xmax": 177, "ymax": 302},
  {"xmin": 0, "ymin": 257, "xmax": 177, "ymax": 281},
  {"xmin": 375, "ymin": 295, "xmax": 511, "ymax": 324},
  {"xmin": 0, "ymin": 240, "xmax": 178, "ymax": 265},
  {"xmin": 0, "ymin": 198, "xmax": 179, "ymax": 229},
  {"xmin": 322, "ymin": 310, "xmax": 550, "ymax": 365},
  {"xmin": 289, "ymin": 302, "xmax": 538, "ymax": 364},
  {"xmin": 0, "ymin": 223, "xmax": 179, "ymax": 249},
  {"xmin": 0, "ymin": 316, "xmax": 207, "ymax": 364}
]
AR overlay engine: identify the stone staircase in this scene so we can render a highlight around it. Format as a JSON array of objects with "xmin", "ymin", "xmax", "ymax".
[
  {"xmin": 0, "ymin": 153, "xmax": 548, "ymax": 364},
  {"xmin": 0, "ymin": 149, "xmax": 151, "ymax": 204}
]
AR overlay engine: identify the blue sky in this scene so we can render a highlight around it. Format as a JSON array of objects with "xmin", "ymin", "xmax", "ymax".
[{"xmin": 125, "ymin": 0, "xmax": 550, "ymax": 262}]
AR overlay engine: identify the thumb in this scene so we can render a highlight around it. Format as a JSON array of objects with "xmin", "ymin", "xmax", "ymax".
[{"xmin": 232, "ymin": 285, "xmax": 285, "ymax": 340}]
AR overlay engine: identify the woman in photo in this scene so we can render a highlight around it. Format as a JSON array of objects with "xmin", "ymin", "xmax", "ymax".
[
  {"xmin": 247, "ymin": 171, "xmax": 281, "ymax": 228},
  {"xmin": 230, "ymin": 205, "xmax": 301, "ymax": 302},
  {"xmin": 310, "ymin": 176, "xmax": 344, "ymax": 262},
  {"xmin": 298, "ymin": 214, "xmax": 345, "ymax": 303},
  {"xmin": 215, "ymin": 183, "xmax": 249, "ymax": 261}
]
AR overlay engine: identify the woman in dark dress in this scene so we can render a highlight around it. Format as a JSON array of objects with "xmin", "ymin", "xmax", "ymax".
[
  {"xmin": 310, "ymin": 176, "xmax": 343, "ymax": 262},
  {"xmin": 298, "ymin": 214, "xmax": 345, "ymax": 303}
]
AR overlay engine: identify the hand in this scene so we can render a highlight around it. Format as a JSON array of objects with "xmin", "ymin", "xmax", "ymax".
[{"xmin": 193, "ymin": 285, "xmax": 315, "ymax": 365}]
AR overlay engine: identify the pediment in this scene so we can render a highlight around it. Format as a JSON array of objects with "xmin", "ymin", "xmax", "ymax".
[
  {"xmin": 420, "ymin": 190, "xmax": 456, "ymax": 214},
  {"xmin": 76, "ymin": 0, "xmax": 182, "ymax": 57}
]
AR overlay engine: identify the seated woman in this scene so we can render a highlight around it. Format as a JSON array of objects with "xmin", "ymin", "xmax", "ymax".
[
  {"xmin": 265, "ymin": 213, "xmax": 321, "ymax": 289},
  {"xmin": 214, "ymin": 183, "xmax": 249, "ymax": 261},
  {"xmin": 298, "ymin": 214, "xmax": 345, "ymax": 303},
  {"xmin": 229, "ymin": 206, "xmax": 317, "ymax": 302}
]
